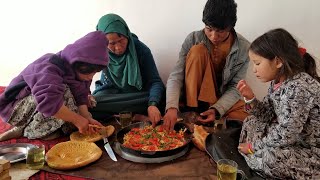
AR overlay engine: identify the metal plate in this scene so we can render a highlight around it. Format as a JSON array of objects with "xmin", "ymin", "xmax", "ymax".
[
  {"xmin": 0, "ymin": 143, "xmax": 37, "ymax": 163},
  {"xmin": 113, "ymin": 142, "xmax": 189, "ymax": 163}
]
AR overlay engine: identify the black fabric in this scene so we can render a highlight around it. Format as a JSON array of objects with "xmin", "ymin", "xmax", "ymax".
[
  {"xmin": 4, "ymin": 81, "xmax": 27, "ymax": 102},
  {"xmin": 205, "ymin": 120, "xmax": 265, "ymax": 180},
  {"xmin": 48, "ymin": 55, "xmax": 67, "ymax": 73},
  {"xmin": 90, "ymin": 89, "xmax": 166, "ymax": 120},
  {"xmin": 90, "ymin": 91, "xmax": 149, "ymax": 120}
]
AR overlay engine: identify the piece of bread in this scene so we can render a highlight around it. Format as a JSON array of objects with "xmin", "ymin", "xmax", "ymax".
[
  {"xmin": 70, "ymin": 125, "xmax": 115, "ymax": 142},
  {"xmin": 89, "ymin": 124, "xmax": 115, "ymax": 137},
  {"xmin": 0, "ymin": 159, "xmax": 10, "ymax": 171},
  {"xmin": 46, "ymin": 141, "xmax": 102, "ymax": 170},
  {"xmin": 0, "ymin": 169, "xmax": 10, "ymax": 180},
  {"xmin": 192, "ymin": 124, "xmax": 209, "ymax": 151}
]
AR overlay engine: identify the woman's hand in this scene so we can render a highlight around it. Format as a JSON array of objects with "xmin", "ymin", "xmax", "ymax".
[
  {"xmin": 236, "ymin": 80, "xmax": 255, "ymax": 100},
  {"xmin": 197, "ymin": 109, "xmax": 216, "ymax": 123},
  {"xmin": 148, "ymin": 106, "xmax": 162, "ymax": 127},
  {"xmin": 163, "ymin": 108, "xmax": 178, "ymax": 131},
  {"xmin": 238, "ymin": 143, "xmax": 254, "ymax": 155}
]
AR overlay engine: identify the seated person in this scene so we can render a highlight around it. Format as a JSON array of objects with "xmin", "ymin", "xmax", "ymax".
[
  {"xmin": 90, "ymin": 14, "xmax": 165, "ymax": 126},
  {"xmin": 0, "ymin": 31, "xmax": 109, "ymax": 141},
  {"xmin": 163, "ymin": 0, "xmax": 250, "ymax": 130},
  {"xmin": 237, "ymin": 28, "xmax": 320, "ymax": 179}
]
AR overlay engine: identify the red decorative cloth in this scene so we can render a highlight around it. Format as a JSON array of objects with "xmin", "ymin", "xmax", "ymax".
[
  {"xmin": 298, "ymin": 47, "xmax": 307, "ymax": 56},
  {"xmin": 0, "ymin": 86, "xmax": 12, "ymax": 132},
  {"xmin": 0, "ymin": 86, "xmax": 5, "ymax": 93}
]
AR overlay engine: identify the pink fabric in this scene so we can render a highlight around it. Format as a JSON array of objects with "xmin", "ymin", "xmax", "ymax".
[
  {"xmin": 0, "ymin": 120, "xmax": 11, "ymax": 133},
  {"xmin": 0, "ymin": 86, "xmax": 12, "ymax": 132},
  {"xmin": 0, "ymin": 86, "xmax": 5, "ymax": 94}
]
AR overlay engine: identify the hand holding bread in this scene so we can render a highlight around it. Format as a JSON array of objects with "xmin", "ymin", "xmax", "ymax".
[{"xmin": 70, "ymin": 125, "xmax": 115, "ymax": 142}]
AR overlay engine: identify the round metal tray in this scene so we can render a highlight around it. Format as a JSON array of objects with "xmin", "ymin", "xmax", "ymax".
[
  {"xmin": 0, "ymin": 143, "xmax": 37, "ymax": 163},
  {"xmin": 112, "ymin": 142, "xmax": 189, "ymax": 163}
]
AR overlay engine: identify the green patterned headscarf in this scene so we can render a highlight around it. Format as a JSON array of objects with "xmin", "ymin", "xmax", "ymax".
[{"xmin": 96, "ymin": 13, "xmax": 142, "ymax": 90}]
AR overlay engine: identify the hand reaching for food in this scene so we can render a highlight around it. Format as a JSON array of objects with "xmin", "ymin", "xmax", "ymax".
[{"xmin": 148, "ymin": 106, "xmax": 162, "ymax": 127}]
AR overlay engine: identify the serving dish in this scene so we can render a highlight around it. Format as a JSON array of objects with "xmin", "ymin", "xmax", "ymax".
[
  {"xmin": 116, "ymin": 121, "xmax": 192, "ymax": 157},
  {"xmin": 113, "ymin": 141, "xmax": 189, "ymax": 163}
]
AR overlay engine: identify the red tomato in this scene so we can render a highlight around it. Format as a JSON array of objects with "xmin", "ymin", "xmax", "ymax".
[
  {"xmin": 147, "ymin": 146, "xmax": 156, "ymax": 151},
  {"xmin": 131, "ymin": 128, "xmax": 140, "ymax": 132},
  {"xmin": 133, "ymin": 134, "xmax": 142, "ymax": 139},
  {"xmin": 157, "ymin": 126, "xmax": 164, "ymax": 132},
  {"xmin": 163, "ymin": 137, "xmax": 170, "ymax": 143},
  {"xmin": 168, "ymin": 143, "xmax": 177, "ymax": 148},
  {"xmin": 176, "ymin": 134, "xmax": 183, "ymax": 139}
]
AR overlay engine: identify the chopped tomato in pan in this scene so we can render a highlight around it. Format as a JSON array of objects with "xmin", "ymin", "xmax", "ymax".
[{"xmin": 123, "ymin": 125, "xmax": 186, "ymax": 151}]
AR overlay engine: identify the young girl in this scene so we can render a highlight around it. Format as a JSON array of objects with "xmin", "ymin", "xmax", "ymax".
[
  {"xmin": 0, "ymin": 31, "xmax": 109, "ymax": 141},
  {"xmin": 237, "ymin": 28, "xmax": 320, "ymax": 179}
]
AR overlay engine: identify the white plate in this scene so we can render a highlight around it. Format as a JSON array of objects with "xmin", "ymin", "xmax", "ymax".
[{"xmin": 0, "ymin": 143, "xmax": 37, "ymax": 163}]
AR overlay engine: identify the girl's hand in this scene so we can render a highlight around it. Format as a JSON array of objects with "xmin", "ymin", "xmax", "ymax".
[
  {"xmin": 238, "ymin": 143, "xmax": 254, "ymax": 155},
  {"xmin": 73, "ymin": 118, "xmax": 90, "ymax": 134},
  {"xmin": 148, "ymin": 106, "xmax": 162, "ymax": 127},
  {"xmin": 88, "ymin": 118, "xmax": 102, "ymax": 126},
  {"xmin": 88, "ymin": 118, "xmax": 103, "ymax": 133},
  {"xmin": 236, "ymin": 80, "xmax": 255, "ymax": 100}
]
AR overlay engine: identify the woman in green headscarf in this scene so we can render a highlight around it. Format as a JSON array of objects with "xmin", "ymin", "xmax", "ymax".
[{"xmin": 90, "ymin": 13, "xmax": 165, "ymax": 126}]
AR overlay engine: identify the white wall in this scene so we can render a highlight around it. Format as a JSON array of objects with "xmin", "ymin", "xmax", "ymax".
[
  {"xmin": 0, "ymin": 0, "xmax": 108, "ymax": 84},
  {"xmin": 0, "ymin": 0, "xmax": 319, "ymax": 100}
]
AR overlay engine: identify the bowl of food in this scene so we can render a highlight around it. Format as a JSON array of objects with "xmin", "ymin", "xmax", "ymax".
[{"xmin": 116, "ymin": 121, "xmax": 192, "ymax": 157}]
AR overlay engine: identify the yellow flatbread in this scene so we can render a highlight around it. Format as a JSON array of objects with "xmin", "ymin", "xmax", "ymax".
[
  {"xmin": 46, "ymin": 141, "xmax": 102, "ymax": 170},
  {"xmin": 69, "ymin": 125, "xmax": 115, "ymax": 142}
]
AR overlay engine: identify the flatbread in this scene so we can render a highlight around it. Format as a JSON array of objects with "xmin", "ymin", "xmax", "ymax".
[
  {"xmin": 46, "ymin": 141, "xmax": 102, "ymax": 170},
  {"xmin": 192, "ymin": 124, "xmax": 209, "ymax": 151},
  {"xmin": 70, "ymin": 125, "xmax": 115, "ymax": 142}
]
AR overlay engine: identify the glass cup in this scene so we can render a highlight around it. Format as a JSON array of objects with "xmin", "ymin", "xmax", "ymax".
[
  {"xmin": 217, "ymin": 159, "xmax": 245, "ymax": 180},
  {"xmin": 26, "ymin": 144, "xmax": 45, "ymax": 170},
  {"xmin": 117, "ymin": 111, "xmax": 132, "ymax": 128}
]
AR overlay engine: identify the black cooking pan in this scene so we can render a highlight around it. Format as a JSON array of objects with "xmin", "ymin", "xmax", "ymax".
[{"xmin": 116, "ymin": 121, "xmax": 192, "ymax": 157}]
